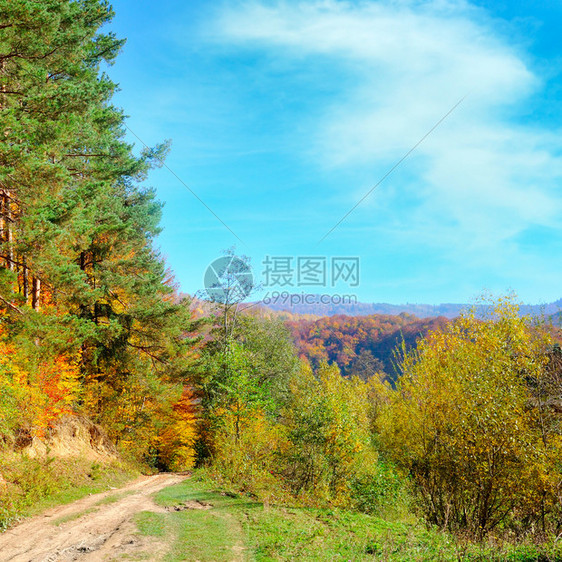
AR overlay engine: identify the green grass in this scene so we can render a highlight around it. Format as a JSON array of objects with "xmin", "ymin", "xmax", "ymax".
[
  {"xmin": 95, "ymin": 490, "xmax": 134, "ymax": 506},
  {"xmin": 52, "ymin": 507, "xmax": 98, "ymax": 526},
  {"xmin": 139, "ymin": 473, "xmax": 562, "ymax": 562},
  {"xmin": 153, "ymin": 478, "xmax": 250, "ymax": 562},
  {"xmin": 135, "ymin": 511, "xmax": 167, "ymax": 537}
]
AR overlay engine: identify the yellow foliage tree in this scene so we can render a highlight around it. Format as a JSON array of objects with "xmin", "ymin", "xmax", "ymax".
[
  {"xmin": 378, "ymin": 298, "xmax": 560, "ymax": 536},
  {"xmin": 159, "ymin": 388, "xmax": 198, "ymax": 471},
  {"xmin": 281, "ymin": 361, "xmax": 377, "ymax": 506},
  {"xmin": 210, "ymin": 407, "xmax": 289, "ymax": 502}
]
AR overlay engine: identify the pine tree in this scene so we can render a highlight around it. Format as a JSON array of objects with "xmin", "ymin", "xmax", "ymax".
[{"xmin": 0, "ymin": 0, "xmax": 201, "ymax": 463}]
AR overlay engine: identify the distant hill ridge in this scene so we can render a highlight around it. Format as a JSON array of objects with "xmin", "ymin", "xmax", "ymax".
[{"xmin": 264, "ymin": 296, "xmax": 562, "ymax": 320}]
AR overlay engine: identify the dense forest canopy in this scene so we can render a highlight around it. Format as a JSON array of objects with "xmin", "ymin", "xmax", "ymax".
[{"xmin": 287, "ymin": 313, "xmax": 449, "ymax": 378}]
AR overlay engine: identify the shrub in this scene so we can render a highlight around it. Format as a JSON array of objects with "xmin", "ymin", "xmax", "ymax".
[
  {"xmin": 378, "ymin": 298, "xmax": 561, "ymax": 537},
  {"xmin": 350, "ymin": 461, "xmax": 406, "ymax": 517}
]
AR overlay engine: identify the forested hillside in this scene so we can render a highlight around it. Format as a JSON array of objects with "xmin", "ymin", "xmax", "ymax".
[{"xmin": 287, "ymin": 313, "xmax": 449, "ymax": 378}]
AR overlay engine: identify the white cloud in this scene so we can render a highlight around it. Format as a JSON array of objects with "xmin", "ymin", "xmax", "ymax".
[{"xmin": 205, "ymin": 0, "xmax": 562, "ymax": 291}]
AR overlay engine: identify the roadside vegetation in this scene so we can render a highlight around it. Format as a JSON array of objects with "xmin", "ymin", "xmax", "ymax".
[
  {"xmin": 194, "ymin": 297, "xmax": 562, "ymax": 554},
  {"xmin": 131, "ymin": 473, "xmax": 562, "ymax": 561},
  {"xmin": 0, "ymin": 455, "xmax": 136, "ymax": 531}
]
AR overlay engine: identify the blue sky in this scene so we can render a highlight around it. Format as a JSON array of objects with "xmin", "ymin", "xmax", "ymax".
[{"xmin": 107, "ymin": 0, "xmax": 562, "ymax": 304}]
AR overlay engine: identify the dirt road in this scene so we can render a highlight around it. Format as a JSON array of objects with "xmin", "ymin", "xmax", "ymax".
[{"xmin": 0, "ymin": 473, "xmax": 185, "ymax": 562}]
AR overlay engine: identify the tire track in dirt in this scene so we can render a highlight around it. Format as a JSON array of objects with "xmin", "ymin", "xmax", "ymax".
[{"xmin": 0, "ymin": 473, "xmax": 185, "ymax": 562}]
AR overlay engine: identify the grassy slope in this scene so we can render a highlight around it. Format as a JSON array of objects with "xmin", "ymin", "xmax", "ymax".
[
  {"xmin": 0, "ymin": 455, "xmax": 138, "ymax": 531},
  {"xmin": 138, "ymin": 473, "xmax": 562, "ymax": 562}
]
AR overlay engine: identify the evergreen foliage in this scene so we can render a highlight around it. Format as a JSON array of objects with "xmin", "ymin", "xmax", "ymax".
[{"xmin": 0, "ymin": 0, "xmax": 199, "ymax": 466}]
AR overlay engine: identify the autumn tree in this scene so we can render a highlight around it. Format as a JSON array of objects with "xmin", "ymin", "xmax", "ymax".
[
  {"xmin": 0, "ymin": 0, "xmax": 201, "ymax": 465},
  {"xmin": 199, "ymin": 312, "xmax": 298, "ymax": 450},
  {"xmin": 378, "ymin": 299, "xmax": 561, "ymax": 537},
  {"xmin": 281, "ymin": 361, "xmax": 377, "ymax": 506},
  {"xmin": 159, "ymin": 387, "xmax": 198, "ymax": 471}
]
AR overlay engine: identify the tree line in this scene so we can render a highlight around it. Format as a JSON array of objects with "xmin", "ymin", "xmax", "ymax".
[
  {"xmin": 202, "ymin": 297, "xmax": 562, "ymax": 540},
  {"xmin": 287, "ymin": 313, "xmax": 448, "ymax": 378}
]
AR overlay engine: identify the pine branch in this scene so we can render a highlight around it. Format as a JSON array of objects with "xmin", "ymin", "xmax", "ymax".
[{"xmin": 0, "ymin": 294, "xmax": 22, "ymax": 314}]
